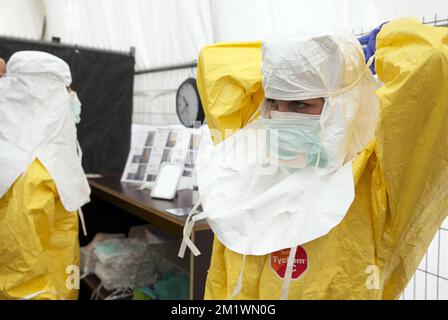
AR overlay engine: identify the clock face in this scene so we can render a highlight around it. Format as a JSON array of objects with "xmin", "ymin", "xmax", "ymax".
[{"xmin": 176, "ymin": 79, "xmax": 202, "ymax": 127}]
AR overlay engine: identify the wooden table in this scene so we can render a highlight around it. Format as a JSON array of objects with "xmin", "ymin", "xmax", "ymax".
[{"xmin": 85, "ymin": 174, "xmax": 213, "ymax": 300}]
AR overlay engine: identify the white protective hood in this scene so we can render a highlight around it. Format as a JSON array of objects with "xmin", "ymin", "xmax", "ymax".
[
  {"xmin": 0, "ymin": 51, "xmax": 90, "ymax": 212},
  {"xmin": 261, "ymin": 32, "xmax": 380, "ymax": 170},
  {"xmin": 183, "ymin": 30, "xmax": 380, "ymax": 258}
]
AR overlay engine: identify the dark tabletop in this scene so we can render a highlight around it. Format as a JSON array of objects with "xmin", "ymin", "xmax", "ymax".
[{"xmin": 88, "ymin": 174, "xmax": 209, "ymax": 236}]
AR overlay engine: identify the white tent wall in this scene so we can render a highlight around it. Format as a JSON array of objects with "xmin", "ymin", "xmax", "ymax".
[
  {"xmin": 0, "ymin": 0, "xmax": 45, "ymax": 39},
  {"xmin": 41, "ymin": 0, "xmax": 214, "ymax": 125},
  {"xmin": 210, "ymin": 0, "xmax": 448, "ymax": 41},
  {"xmin": 42, "ymin": 0, "xmax": 213, "ymax": 68}
]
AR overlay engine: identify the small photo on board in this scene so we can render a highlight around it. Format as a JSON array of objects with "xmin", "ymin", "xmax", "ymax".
[
  {"xmin": 135, "ymin": 164, "xmax": 147, "ymax": 181},
  {"xmin": 127, "ymin": 164, "xmax": 147, "ymax": 181},
  {"xmin": 145, "ymin": 131, "xmax": 156, "ymax": 147},
  {"xmin": 127, "ymin": 172, "xmax": 137, "ymax": 180},
  {"xmin": 166, "ymin": 132, "xmax": 177, "ymax": 148},
  {"xmin": 146, "ymin": 174, "xmax": 157, "ymax": 182},
  {"xmin": 132, "ymin": 154, "xmax": 142, "ymax": 164},
  {"xmin": 185, "ymin": 151, "xmax": 197, "ymax": 169},
  {"xmin": 189, "ymin": 134, "xmax": 202, "ymax": 151},
  {"xmin": 183, "ymin": 170, "xmax": 193, "ymax": 177},
  {"xmin": 141, "ymin": 148, "xmax": 152, "ymax": 163},
  {"xmin": 162, "ymin": 149, "xmax": 172, "ymax": 162}
]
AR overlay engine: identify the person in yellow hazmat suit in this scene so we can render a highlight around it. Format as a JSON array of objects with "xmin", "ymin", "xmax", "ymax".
[
  {"xmin": 179, "ymin": 18, "xmax": 448, "ymax": 300},
  {"xmin": 0, "ymin": 51, "xmax": 91, "ymax": 300}
]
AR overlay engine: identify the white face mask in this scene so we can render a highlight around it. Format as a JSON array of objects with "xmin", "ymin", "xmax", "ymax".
[{"xmin": 69, "ymin": 91, "xmax": 82, "ymax": 124}]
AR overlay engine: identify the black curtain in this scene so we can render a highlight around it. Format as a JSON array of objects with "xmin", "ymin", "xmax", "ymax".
[{"xmin": 0, "ymin": 37, "xmax": 134, "ymax": 174}]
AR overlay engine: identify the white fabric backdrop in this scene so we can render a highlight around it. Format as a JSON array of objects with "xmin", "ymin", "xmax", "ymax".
[
  {"xmin": 210, "ymin": 0, "xmax": 448, "ymax": 41},
  {"xmin": 42, "ymin": 0, "xmax": 214, "ymax": 70},
  {"xmin": 1, "ymin": 0, "xmax": 447, "ymax": 68},
  {"xmin": 41, "ymin": 0, "xmax": 214, "ymax": 125},
  {"xmin": 0, "ymin": 0, "xmax": 45, "ymax": 39}
]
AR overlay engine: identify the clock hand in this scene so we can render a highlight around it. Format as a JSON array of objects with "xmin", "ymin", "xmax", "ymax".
[{"xmin": 182, "ymin": 97, "xmax": 189, "ymax": 107}]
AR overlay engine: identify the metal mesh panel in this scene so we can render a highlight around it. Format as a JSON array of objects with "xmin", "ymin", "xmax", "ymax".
[
  {"xmin": 401, "ymin": 221, "xmax": 448, "ymax": 300},
  {"xmin": 132, "ymin": 64, "xmax": 197, "ymax": 126}
]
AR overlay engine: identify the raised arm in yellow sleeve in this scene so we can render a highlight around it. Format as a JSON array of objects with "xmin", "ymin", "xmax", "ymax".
[
  {"xmin": 372, "ymin": 18, "xmax": 448, "ymax": 298},
  {"xmin": 197, "ymin": 42, "xmax": 265, "ymax": 142}
]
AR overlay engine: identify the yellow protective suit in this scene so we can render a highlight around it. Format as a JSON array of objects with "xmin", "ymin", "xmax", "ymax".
[
  {"xmin": 197, "ymin": 18, "xmax": 448, "ymax": 299},
  {"xmin": 0, "ymin": 160, "xmax": 80, "ymax": 300}
]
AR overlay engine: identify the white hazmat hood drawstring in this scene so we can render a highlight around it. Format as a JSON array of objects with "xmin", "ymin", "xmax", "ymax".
[
  {"xmin": 19, "ymin": 290, "xmax": 60, "ymax": 300},
  {"xmin": 230, "ymin": 254, "xmax": 247, "ymax": 299},
  {"xmin": 178, "ymin": 198, "xmax": 202, "ymax": 258},
  {"xmin": 280, "ymin": 246, "xmax": 297, "ymax": 300}
]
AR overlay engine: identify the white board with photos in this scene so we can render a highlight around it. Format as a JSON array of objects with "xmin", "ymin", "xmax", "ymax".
[{"xmin": 121, "ymin": 124, "xmax": 202, "ymax": 190}]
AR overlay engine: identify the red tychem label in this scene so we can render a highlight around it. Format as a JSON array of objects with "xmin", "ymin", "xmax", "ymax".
[{"xmin": 271, "ymin": 246, "xmax": 307, "ymax": 279}]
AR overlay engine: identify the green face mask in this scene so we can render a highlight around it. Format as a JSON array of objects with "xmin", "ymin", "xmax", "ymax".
[{"xmin": 261, "ymin": 111, "xmax": 327, "ymax": 168}]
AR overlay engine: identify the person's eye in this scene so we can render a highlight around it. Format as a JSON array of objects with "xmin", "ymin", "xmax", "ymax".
[
  {"xmin": 268, "ymin": 99, "xmax": 279, "ymax": 110},
  {"xmin": 292, "ymin": 102, "xmax": 307, "ymax": 112}
]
